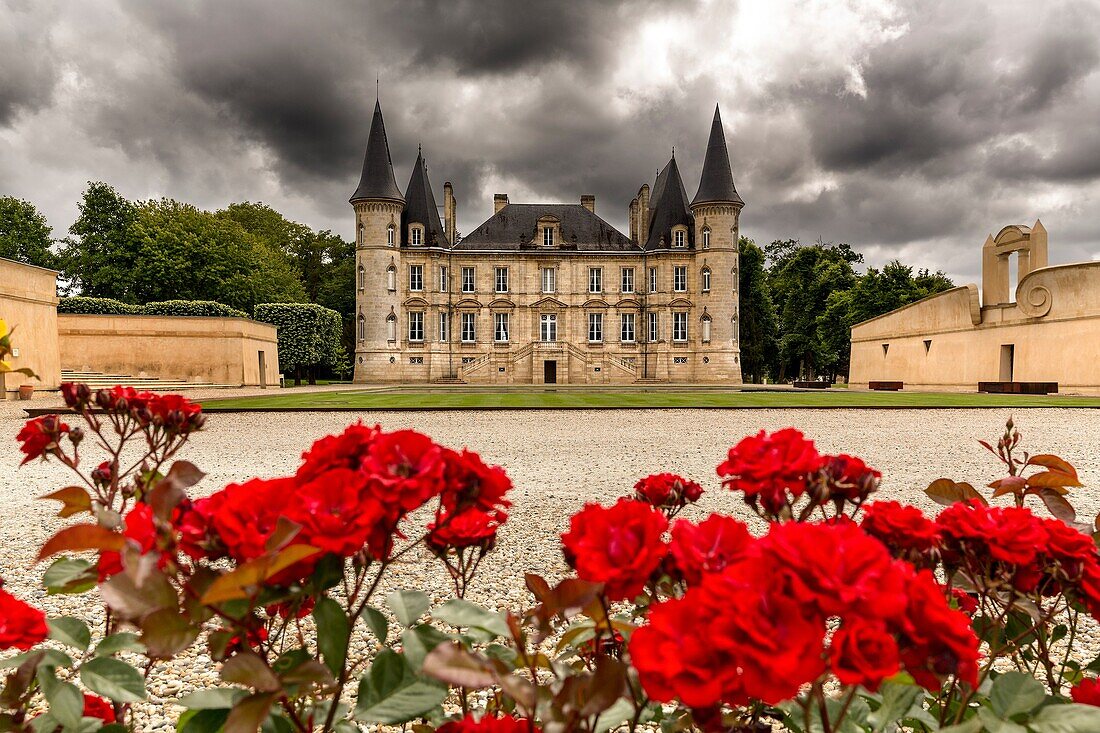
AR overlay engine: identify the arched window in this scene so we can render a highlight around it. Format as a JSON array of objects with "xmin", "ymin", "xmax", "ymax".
[
  {"xmin": 387, "ymin": 224, "xmax": 395, "ymax": 246},
  {"xmin": 701, "ymin": 315, "xmax": 712, "ymax": 343},
  {"xmin": 357, "ymin": 313, "xmax": 366, "ymax": 342},
  {"xmin": 386, "ymin": 314, "xmax": 397, "ymax": 342},
  {"xmin": 386, "ymin": 265, "xmax": 396, "ymax": 292},
  {"xmin": 701, "ymin": 267, "xmax": 711, "ymax": 292},
  {"xmin": 358, "ymin": 223, "xmax": 365, "ymax": 246},
  {"xmin": 357, "ymin": 263, "xmax": 365, "ymax": 291},
  {"xmin": 702, "ymin": 227, "xmax": 711, "ymax": 249}
]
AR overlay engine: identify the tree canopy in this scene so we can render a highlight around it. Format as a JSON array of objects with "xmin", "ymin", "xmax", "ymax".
[{"xmin": 0, "ymin": 196, "xmax": 58, "ymax": 269}]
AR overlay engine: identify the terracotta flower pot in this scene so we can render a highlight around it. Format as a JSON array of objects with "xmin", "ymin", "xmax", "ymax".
[{"xmin": 17, "ymin": 384, "xmax": 34, "ymax": 400}]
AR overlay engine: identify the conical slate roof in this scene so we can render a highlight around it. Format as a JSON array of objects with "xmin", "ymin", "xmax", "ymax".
[
  {"xmin": 644, "ymin": 155, "xmax": 694, "ymax": 250},
  {"xmin": 350, "ymin": 100, "xmax": 404, "ymax": 203},
  {"xmin": 401, "ymin": 151, "xmax": 449, "ymax": 247},
  {"xmin": 691, "ymin": 104, "xmax": 743, "ymax": 207}
]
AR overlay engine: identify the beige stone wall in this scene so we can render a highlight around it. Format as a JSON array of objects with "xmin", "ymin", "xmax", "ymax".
[
  {"xmin": 58, "ymin": 314, "xmax": 280, "ymax": 387},
  {"xmin": 0, "ymin": 258, "xmax": 61, "ymax": 398},
  {"xmin": 849, "ymin": 260, "xmax": 1100, "ymax": 394}
]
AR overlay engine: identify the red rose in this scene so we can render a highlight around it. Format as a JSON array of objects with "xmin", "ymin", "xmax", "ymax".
[
  {"xmin": 561, "ymin": 498, "xmax": 668, "ymax": 601},
  {"xmin": 297, "ymin": 422, "xmax": 379, "ymax": 482},
  {"xmin": 175, "ymin": 493, "xmax": 228, "ymax": 561},
  {"xmin": 289, "ymin": 468, "xmax": 385, "ymax": 558},
  {"xmin": 1072, "ymin": 678, "xmax": 1100, "ymax": 706},
  {"xmin": 861, "ymin": 501, "xmax": 940, "ymax": 558},
  {"xmin": 717, "ymin": 428, "xmax": 822, "ymax": 516},
  {"xmin": 669, "ymin": 514, "xmax": 753, "ymax": 585},
  {"xmin": 210, "ymin": 477, "xmax": 298, "ymax": 562},
  {"xmin": 265, "ymin": 597, "xmax": 316, "ymax": 620},
  {"xmin": 428, "ymin": 508, "xmax": 505, "ymax": 553},
  {"xmin": 830, "ymin": 619, "xmax": 900, "ymax": 691},
  {"xmin": 0, "ymin": 586, "xmax": 48, "ymax": 651},
  {"xmin": 440, "ymin": 448, "xmax": 512, "ymax": 516},
  {"xmin": 896, "ymin": 569, "xmax": 979, "ymax": 690},
  {"xmin": 361, "ymin": 430, "xmax": 448, "ymax": 513},
  {"xmin": 16, "ymin": 415, "xmax": 70, "ymax": 465},
  {"xmin": 82, "ymin": 694, "xmax": 116, "ymax": 723},
  {"xmin": 936, "ymin": 500, "xmax": 995, "ymax": 563},
  {"xmin": 97, "ymin": 503, "xmax": 160, "ymax": 581},
  {"xmin": 1077, "ymin": 561, "xmax": 1100, "ymax": 619},
  {"xmin": 1044, "ymin": 519, "xmax": 1096, "ymax": 581},
  {"xmin": 821, "ymin": 454, "xmax": 881, "ymax": 502},
  {"xmin": 950, "ymin": 587, "xmax": 978, "ymax": 614},
  {"xmin": 633, "ymin": 473, "xmax": 705, "ymax": 515},
  {"xmin": 437, "ymin": 713, "xmax": 540, "ymax": 733},
  {"xmin": 987, "ymin": 506, "xmax": 1047, "ymax": 567}
]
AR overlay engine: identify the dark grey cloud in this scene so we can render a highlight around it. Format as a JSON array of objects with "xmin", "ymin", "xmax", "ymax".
[{"xmin": 3, "ymin": 0, "xmax": 1100, "ymax": 285}]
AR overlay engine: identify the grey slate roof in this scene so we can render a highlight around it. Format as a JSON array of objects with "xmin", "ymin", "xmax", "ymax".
[
  {"xmin": 401, "ymin": 151, "xmax": 449, "ymax": 247},
  {"xmin": 350, "ymin": 100, "xmax": 404, "ymax": 203},
  {"xmin": 455, "ymin": 204, "xmax": 638, "ymax": 252},
  {"xmin": 644, "ymin": 156, "xmax": 694, "ymax": 250},
  {"xmin": 691, "ymin": 104, "xmax": 744, "ymax": 207}
]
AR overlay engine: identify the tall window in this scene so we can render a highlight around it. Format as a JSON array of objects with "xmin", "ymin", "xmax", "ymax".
[
  {"xmin": 439, "ymin": 266, "xmax": 448, "ymax": 292},
  {"xmin": 410, "ymin": 227, "xmax": 423, "ymax": 246},
  {"xmin": 386, "ymin": 315, "xmax": 396, "ymax": 341},
  {"xmin": 357, "ymin": 263, "xmax": 365, "ymax": 291},
  {"xmin": 702, "ymin": 317, "xmax": 712, "ymax": 343},
  {"xmin": 540, "ymin": 313, "xmax": 557, "ymax": 342},
  {"xmin": 358, "ymin": 224, "xmax": 364, "ymax": 246},
  {"xmin": 387, "ymin": 225, "xmax": 395, "ymax": 246},
  {"xmin": 495, "ymin": 267, "xmax": 509, "ymax": 293},
  {"xmin": 408, "ymin": 311, "xmax": 424, "ymax": 341},
  {"xmin": 674, "ymin": 229, "xmax": 686, "ymax": 248},
  {"xmin": 439, "ymin": 312, "xmax": 448, "ymax": 342},
  {"xmin": 648, "ymin": 312, "xmax": 658, "ymax": 342},
  {"xmin": 462, "ymin": 267, "xmax": 475, "ymax": 293},
  {"xmin": 621, "ymin": 313, "xmax": 635, "ymax": 343},
  {"xmin": 357, "ymin": 313, "xmax": 365, "ymax": 342},
  {"xmin": 541, "ymin": 267, "xmax": 556, "ymax": 293},
  {"xmin": 386, "ymin": 266, "xmax": 396, "ymax": 292},
  {"xmin": 674, "ymin": 266, "xmax": 687, "ymax": 292},
  {"xmin": 702, "ymin": 227, "xmax": 710, "ymax": 249},
  {"xmin": 649, "ymin": 267, "xmax": 658, "ymax": 293},
  {"xmin": 588, "ymin": 313, "xmax": 603, "ymax": 343},
  {"xmin": 702, "ymin": 268, "xmax": 711, "ymax": 292},
  {"xmin": 494, "ymin": 313, "xmax": 509, "ymax": 342},
  {"xmin": 409, "ymin": 265, "xmax": 423, "ymax": 292},
  {"xmin": 543, "ymin": 227, "xmax": 554, "ymax": 247},
  {"xmin": 621, "ymin": 267, "xmax": 634, "ymax": 294},
  {"xmin": 461, "ymin": 313, "xmax": 476, "ymax": 342},
  {"xmin": 673, "ymin": 312, "xmax": 688, "ymax": 341},
  {"xmin": 589, "ymin": 267, "xmax": 602, "ymax": 293}
]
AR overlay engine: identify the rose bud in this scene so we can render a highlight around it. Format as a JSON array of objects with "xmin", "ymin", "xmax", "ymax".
[{"xmin": 68, "ymin": 426, "xmax": 84, "ymax": 446}]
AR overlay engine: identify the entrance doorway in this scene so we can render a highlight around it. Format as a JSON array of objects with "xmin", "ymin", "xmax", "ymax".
[
  {"xmin": 258, "ymin": 351, "xmax": 267, "ymax": 389},
  {"xmin": 543, "ymin": 360, "xmax": 557, "ymax": 384},
  {"xmin": 999, "ymin": 344, "xmax": 1014, "ymax": 382}
]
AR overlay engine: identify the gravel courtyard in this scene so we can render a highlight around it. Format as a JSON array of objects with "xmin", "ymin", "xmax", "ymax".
[{"xmin": 3, "ymin": 405, "xmax": 1099, "ymax": 727}]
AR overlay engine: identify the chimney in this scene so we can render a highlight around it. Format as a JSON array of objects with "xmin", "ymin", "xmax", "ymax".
[
  {"xmin": 494, "ymin": 193, "xmax": 509, "ymax": 214},
  {"xmin": 443, "ymin": 182, "xmax": 456, "ymax": 244},
  {"xmin": 580, "ymin": 194, "xmax": 596, "ymax": 214}
]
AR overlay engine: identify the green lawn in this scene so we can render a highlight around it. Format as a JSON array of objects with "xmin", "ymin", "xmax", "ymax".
[{"xmin": 198, "ymin": 387, "xmax": 1100, "ymax": 411}]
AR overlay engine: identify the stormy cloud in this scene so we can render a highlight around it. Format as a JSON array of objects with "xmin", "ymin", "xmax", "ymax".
[{"xmin": 2, "ymin": 0, "xmax": 1100, "ymax": 283}]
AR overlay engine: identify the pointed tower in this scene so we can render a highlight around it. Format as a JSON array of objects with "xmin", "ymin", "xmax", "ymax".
[
  {"xmin": 351, "ymin": 99, "xmax": 406, "ymax": 383},
  {"xmin": 644, "ymin": 155, "xmax": 694, "ymax": 250},
  {"xmin": 689, "ymin": 104, "xmax": 744, "ymax": 383},
  {"xmin": 401, "ymin": 150, "xmax": 449, "ymax": 248}
]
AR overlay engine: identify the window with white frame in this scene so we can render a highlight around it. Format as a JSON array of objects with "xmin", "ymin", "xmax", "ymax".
[
  {"xmin": 358, "ymin": 224, "xmax": 364, "ymax": 246},
  {"xmin": 588, "ymin": 313, "xmax": 603, "ymax": 342},
  {"xmin": 702, "ymin": 317, "xmax": 712, "ymax": 343},
  {"xmin": 410, "ymin": 227, "xmax": 423, "ymax": 246},
  {"xmin": 357, "ymin": 313, "xmax": 365, "ymax": 342},
  {"xmin": 702, "ymin": 227, "xmax": 711, "ymax": 249},
  {"xmin": 540, "ymin": 313, "xmax": 557, "ymax": 342},
  {"xmin": 621, "ymin": 313, "xmax": 635, "ymax": 343},
  {"xmin": 543, "ymin": 227, "xmax": 554, "ymax": 247},
  {"xmin": 673, "ymin": 312, "xmax": 688, "ymax": 341},
  {"xmin": 495, "ymin": 267, "xmax": 508, "ymax": 293},
  {"xmin": 387, "ymin": 225, "xmax": 395, "ymax": 246},
  {"xmin": 702, "ymin": 268, "xmax": 711, "ymax": 292},
  {"xmin": 439, "ymin": 312, "xmax": 448, "ymax": 342},
  {"xmin": 673, "ymin": 229, "xmax": 686, "ymax": 248},
  {"xmin": 439, "ymin": 266, "xmax": 448, "ymax": 292},
  {"xmin": 409, "ymin": 265, "xmax": 423, "ymax": 292},
  {"xmin": 674, "ymin": 266, "xmax": 687, "ymax": 292},
  {"xmin": 648, "ymin": 312, "xmax": 658, "ymax": 342},
  {"xmin": 386, "ymin": 315, "xmax": 396, "ymax": 342},
  {"xmin": 461, "ymin": 313, "xmax": 476, "ymax": 342},
  {"xmin": 589, "ymin": 267, "xmax": 602, "ymax": 293},
  {"xmin": 357, "ymin": 263, "xmax": 365, "ymax": 291},
  {"xmin": 621, "ymin": 267, "xmax": 634, "ymax": 294},
  {"xmin": 494, "ymin": 312, "xmax": 509, "ymax": 342},
  {"xmin": 386, "ymin": 266, "xmax": 396, "ymax": 291},
  {"xmin": 461, "ymin": 266, "xmax": 475, "ymax": 293},
  {"xmin": 541, "ymin": 267, "xmax": 556, "ymax": 293},
  {"xmin": 649, "ymin": 267, "xmax": 658, "ymax": 293},
  {"xmin": 408, "ymin": 311, "xmax": 424, "ymax": 341}
]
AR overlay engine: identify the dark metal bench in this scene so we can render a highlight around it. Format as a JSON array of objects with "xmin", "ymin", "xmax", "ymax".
[
  {"xmin": 978, "ymin": 382, "xmax": 1058, "ymax": 395},
  {"xmin": 868, "ymin": 381, "xmax": 903, "ymax": 391},
  {"xmin": 792, "ymin": 381, "xmax": 830, "ymax": 389}
]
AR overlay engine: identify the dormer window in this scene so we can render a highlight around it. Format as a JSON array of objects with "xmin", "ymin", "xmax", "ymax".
[
  {"xmin": 410, "ymin": 226, "xmax": 423, "ymax": 246},
  {"xmin": 543, "ymin": 227, "xmax": 554, "ymax": 247},
  {"xmin": 702, "ymin": 227, "xmax": 711, "ymax": 249},
  {"xmin": 387, "ymin": 224, "xmax": 395, "ymax": 246},
  {"xmin": 673, "ymin": 228, "xmax": 687, "ymax": 248}
]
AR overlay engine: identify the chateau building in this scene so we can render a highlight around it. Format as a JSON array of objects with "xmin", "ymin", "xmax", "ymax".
[{"xmin": 350, "ymin": 101, "xmax": 744, "ymax": 384}]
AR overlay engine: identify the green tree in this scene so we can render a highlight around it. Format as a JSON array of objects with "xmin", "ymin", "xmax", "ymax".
[
  {"xmin": 254, "ymin": 302, "xmax": 343, "ymax": 384},
  {"xmin": 61, "ymin": 182, "xmax": 141, "ymax": 299},
  {"xmin": 737, "ymin": 236, "xmax": 778, "ymax": 383},
  {"xmin": 0, "ymin": 197, "xmax": 58, "ymax": 269}
]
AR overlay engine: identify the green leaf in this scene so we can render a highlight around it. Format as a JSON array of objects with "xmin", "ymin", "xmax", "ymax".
[
  {"xmin": 593, "ymin": 699, "xmax": 635, "ymax": 733},
  {"xmin": 977, "ymin": 707, "xmax": 1027, "ymax": 733},
  {"xmin": 80, "ymin": 656, "xmax": 148, "ymax": 703},
  {"xmin": 224, "ymin": 693, "xmax": 276, "ymax": 733},
  {"xmin": 401, "ymin": 625, "xmax": 450, "ymax": 671},
  {"xmin": 0, "ymin": 649, "xmax": 73, "ymax": 671},
  {"xmin": 95, "ymin": 632, "xmax": 146, "ymax": 657},
  {"xmin": 354, "ymin": 648, "xmax": 447, "ymax": 724},
  {"xmin": 176, "ymin": 689, "xmax": 247, "ymax": 710},
  {"xmin": 313, "ymin": 596, "xmax": 349, "ymax": 676},
  {"xmin": 433, "ymin": 599, "xmax": 510, "ymax": 638},
  {"xmin": 47, "ymin": 617, "xmax": 91, "ymax": 652},
  {"xmin": 178, "ymin": 708, "xmax": 232, "ymax": 733},
  {"xmin": 39, "ymin": 671, "xmax": 83, "ymax": 730},
  {"xmin": 42, "ymin": 557, "xmax": 97, "ymax": 595},
  {"xmin": 1028, "ymin": 703, "xmax": 1100, "ymax": 733},
  {"xmin": 990, "ymin": 672, "xmax": 1046, "ymax": 718},
  {"xmin": 868, "ymin": 682, "xmax": 922, "ymax": 733},
  {"xmin": 362, "ymin": 606, "xmax": 389, "ymax": 645},
  {"xmin": 387, "ymin": 590, "xmax": 430, "ymax": 627}
]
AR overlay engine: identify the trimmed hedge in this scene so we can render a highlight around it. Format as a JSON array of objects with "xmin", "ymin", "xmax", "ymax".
[
  {"xmin": 58, "ymin": 297, "xmax": 247, "ymax": 319},
  {"xmin": 254, "ymin": 302, "xmax": 342, "ymax": 374}
]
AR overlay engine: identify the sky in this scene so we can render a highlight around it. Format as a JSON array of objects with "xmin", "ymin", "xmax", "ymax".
[{"xmin": 3, "ymin": 0, "xmax": 1100, "ymax": 283}]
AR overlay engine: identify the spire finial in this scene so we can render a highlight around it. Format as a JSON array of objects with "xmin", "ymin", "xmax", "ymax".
[
  {"xmin": 376, "ymin": 76, "xmax": 379, "ymax": 100},
  {"xmin": 418, "ymin": 142, "xmax": 422, "ymax": 156},
  {"xmin": 672, "ymin": 145, "xmax": 675, "ymax": 158}
]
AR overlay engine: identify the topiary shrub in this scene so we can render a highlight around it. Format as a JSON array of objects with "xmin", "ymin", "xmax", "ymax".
[
  {"xmin": 140, "ymin": 300, "xmax": 248, "ymax": 319},
  {"xmin": 57, "ymin": 296, "xmax": 142, "ymax": 315},
  {"xmin": 254, "ymin": 302, "xmax": 342, "ymax": 384}
]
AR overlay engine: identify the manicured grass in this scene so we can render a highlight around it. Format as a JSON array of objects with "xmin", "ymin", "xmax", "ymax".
[{"xmin": 198, "ymin": 387, "xmax": 1100, "ymax": 411}]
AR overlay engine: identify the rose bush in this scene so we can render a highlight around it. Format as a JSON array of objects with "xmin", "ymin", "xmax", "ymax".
[{"xmin": 3, "ymin": 387, "xmax": 1100, "ymax": 733}]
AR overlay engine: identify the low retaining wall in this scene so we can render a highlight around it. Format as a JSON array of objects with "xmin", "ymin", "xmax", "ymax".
[
  {"xmin": 0, "ymin": 258, "xmax": 61, "ymax": 398},
  {"xmin": 58, "ymin": 314, "xmax": 280, "ymax": 387}
]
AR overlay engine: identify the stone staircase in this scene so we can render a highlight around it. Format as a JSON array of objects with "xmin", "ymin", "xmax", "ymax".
[{"xmin": 60, "ymin": 370, "xmax": 238, "ymax": 391}]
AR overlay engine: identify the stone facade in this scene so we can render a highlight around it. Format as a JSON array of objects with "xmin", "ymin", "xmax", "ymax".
[
  {"xmin": 849, "ymin": 221, "xmax": 1100, "ymax": 394},
  {"xmin": 351, "ymin": 103, "xmax": 745, "ymax": 385},
  {"xmin": 0, "ymin": 257, "xmax": 60, "ymax": 398}
]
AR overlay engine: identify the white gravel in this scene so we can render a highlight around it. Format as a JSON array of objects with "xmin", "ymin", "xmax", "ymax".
[{"xmin": 2, "ymin": 404, "xmax": 1099, "ymax": 728}]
